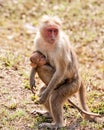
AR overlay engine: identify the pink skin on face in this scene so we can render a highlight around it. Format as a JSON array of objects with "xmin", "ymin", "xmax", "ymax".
[{"xmin": 45, "ymin": 27, "xmax": 58, "ymax": 44}]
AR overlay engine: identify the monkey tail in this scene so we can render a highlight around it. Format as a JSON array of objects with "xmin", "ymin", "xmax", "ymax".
[
  {"xmin": 67, "ymin": 99, "xmax": 101, "ymax": 117},
  {"xmin": 78, "ymin": 82, "xmax": 90, "ymax": 112}
]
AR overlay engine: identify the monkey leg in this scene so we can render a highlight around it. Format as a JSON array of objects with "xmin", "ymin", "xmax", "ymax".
[
  {"xmin": 36, "ymin": 65, "xmax": 102, "ymax": 124},
  {"xmin": 32, "ymin": 86, "xmax": 51, "ymax": 118},
  {"xmin": 49, "ymin": 92, "xmax": 65, "ymax": 127},
  {"xmin": 52, "ymin": 80, "xmax": 80, "ymax": 125},
  {"xmin": 39, "ymin": 78, "xmax": 80, "ymax": 129},
  {"xmin": 39, "ymin": 86, "xmax": 51, "ymax": 117}
]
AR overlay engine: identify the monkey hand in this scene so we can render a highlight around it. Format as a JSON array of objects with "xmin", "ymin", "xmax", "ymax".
[
  {"xmin": 38, "ymin": 90, "xmax": 49, "ymax": 104},
  {"xmin": 30, "ymin": 79, "xmax": 36, "ymax": 94}
]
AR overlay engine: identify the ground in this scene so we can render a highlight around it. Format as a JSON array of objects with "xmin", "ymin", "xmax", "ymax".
[{"xmin": 0, "ymin": 0, "xmax": 104, "ymax": 130}]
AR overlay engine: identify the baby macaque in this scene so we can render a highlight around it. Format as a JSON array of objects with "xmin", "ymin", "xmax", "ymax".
[
  {"xmin": 30, "ymin": 51, "xmax": 47, "ymax": 68},
  {"xmin": 29, "ymin": 51, "xmax": 47, "ymax": 93}
]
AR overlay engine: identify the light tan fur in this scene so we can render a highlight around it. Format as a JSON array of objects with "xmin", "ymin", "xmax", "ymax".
[{"xmin": 30, "ymin": 15, "xmax": 101, "ymax": 129}]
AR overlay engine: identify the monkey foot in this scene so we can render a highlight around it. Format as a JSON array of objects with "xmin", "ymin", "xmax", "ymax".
[
  {"xmin": 38, "ymin": 123, "xmax": 64, "ymax": 130},
  {"xmin": 31, "ymin": 110, "xmax": 51, "ymax": 118}
]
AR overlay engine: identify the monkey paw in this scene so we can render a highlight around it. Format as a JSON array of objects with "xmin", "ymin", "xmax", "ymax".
[
  {"xmin": 30, "ymin": 79, "xmax": 35, "ymax": 88},
  {"xmin": 38, "ymin": 96, "xmax": 46, "ymax": 104},
  {"xmin": 38, "ymin": 90, "xmax": 49, "ymax": 104},
  {"xmin": 30, "ymin": 80, "xmax": 36, "ymax": 94},
  {"xmin": 38, "ymin": 123, "xmax": 60, "ymax": 130}
]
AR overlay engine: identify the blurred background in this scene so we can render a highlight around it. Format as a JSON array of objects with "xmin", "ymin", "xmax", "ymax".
[{"xmin": 0, "ymin": 0, "xmax": 104, "ymax": 129}]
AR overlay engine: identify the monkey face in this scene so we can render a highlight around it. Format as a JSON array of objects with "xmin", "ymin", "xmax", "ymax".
[
  {"xmin": 46, "ymin": 27, "xmax": 58, "ymax": 41},
  {"xmin": 43, "ymin": 26, "xmax": 59, "ymax": 44}
]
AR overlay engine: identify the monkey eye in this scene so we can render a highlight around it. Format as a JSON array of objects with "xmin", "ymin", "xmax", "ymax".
[
  {"xmin": 47, "ymin": 29, "xmax": 52, "ymax": 33},
  {"xmin": 47, "ymin": 29, "xmax": 58, "ymax": 35},
  {"xmin": 54, "ymin": 29, "xmax": 58, "ymax": 34}
]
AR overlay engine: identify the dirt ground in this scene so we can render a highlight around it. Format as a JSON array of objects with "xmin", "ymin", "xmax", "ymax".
[{"xmin": 0, "ymin": 0, "xmax": 104, "ymax": 130}]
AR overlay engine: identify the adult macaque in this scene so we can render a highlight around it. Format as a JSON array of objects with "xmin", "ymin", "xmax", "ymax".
[{"xmin": 30, "ymin": 15, "xmax": 101, "ymax": 129}]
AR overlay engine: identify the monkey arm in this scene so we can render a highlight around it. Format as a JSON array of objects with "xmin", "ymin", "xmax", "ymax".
[
  {"xmin": 30, "ymin": 67, "xmax": 37, "ymax": 94},
  {"xmin": 38, "ymin": 63, "xmax": 69, "ymax": 104}
]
